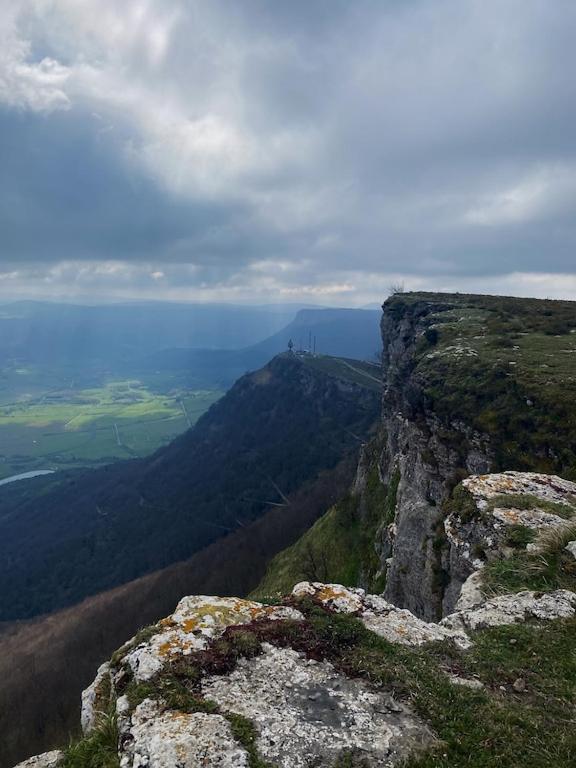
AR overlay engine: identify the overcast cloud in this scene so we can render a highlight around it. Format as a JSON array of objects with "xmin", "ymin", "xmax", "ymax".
[{"xmin": 0, "ymin": 0, "xmax": 575, "ymax": 304}]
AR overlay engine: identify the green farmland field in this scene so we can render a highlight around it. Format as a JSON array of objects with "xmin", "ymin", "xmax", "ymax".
[{"xmin": 0, "ymin": 373, "xmax": 222, "ymax": 479}]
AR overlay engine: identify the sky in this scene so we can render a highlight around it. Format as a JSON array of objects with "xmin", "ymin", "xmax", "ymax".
[{"xmin": 1, "ymin": 0, "xmax": 575, "ymax": 306}]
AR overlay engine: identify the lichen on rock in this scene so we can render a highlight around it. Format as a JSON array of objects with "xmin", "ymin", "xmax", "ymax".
[
  {"xmin": 441, "ymin": 589, "xmax": 576, "ymax": 633},
  {"xmin": 13, "ymin": 752, "xmax": 63, "ymax": 768},
  {"xmin": 293, "ymin": 581, "xmax": 576, "ymax": 651},
  {"xmin": 463, "ymin": 472, "xmax": 576, "ymax": 507},
  {"xmin": 202, "ymin": 643, "xmax": 435, "ymax": 767},
  {"xmin": 120, "ymin": 595, "xmax": 303, "ymax": 681},
  {"xmin": 444, "ymin": 471, "xmax": 576, "ymax": 608},
  {"xmin": 294, "ymin": 581, "xmax": 471, "ymax": 648},
  {"xmin": 118, "ymin": 699, "xmax": 249, "ymax": 768}
]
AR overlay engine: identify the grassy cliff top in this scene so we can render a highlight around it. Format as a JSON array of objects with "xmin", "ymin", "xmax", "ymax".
[{"xmin": 385, "ymin": 292, "xmax": 576, "ymax": 477}]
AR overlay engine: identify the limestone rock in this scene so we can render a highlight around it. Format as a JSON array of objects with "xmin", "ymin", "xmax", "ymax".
[
  {"xmin": 121, "ymin": 595, "xmax": 303, "ymax": 681},
  {"xmin": 565, "ymin": 540, "xmax": 576, "ymax": 560},
  {"xmin": 445, "ymin": 472, "xmax": 576, "ymax": 611},
  {"xmin": 362, "ymin": 593, "xmax": 471, "ymax": 649},
  {"xmin": 292, "ymin": 581, "xmax": 364, "ymax": 613},
  {"xmin": 441, "ymin": 589, "xmax": 576, "ymax": 633},
  {"xmin": 454, "ymin": 571, "xmax": 485, "ymax": 611},
  {"xmin": 293, "ymin": 582, "xmax": 471, "ymax": 649},
  {"xmin": 202, "ymin": 643, "xmax": 435, "ymax": 767},
  {"xmin": 81, "ymin": 662, "xmax": 111, "ymax": 733},
  {"xmin": 119, "ymin": 699, "xmax": 249, "ymax": 768},
  {"xmin": 448, "ymin": 676, "xmax": 484, "ymax": 690},
  {"xmin": 13, "ymin": 752, "xmax": 62, "ymax": 768},
  {"xmin": 293, "ymin": 581, "xmax": 576, "ymax": 651},
  {"xmin": 463, "ymin": 472, "xmax": 576, "ymax": 507}
]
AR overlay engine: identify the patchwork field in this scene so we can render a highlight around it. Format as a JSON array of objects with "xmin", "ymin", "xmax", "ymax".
[{"xmin": 0, "ymin": 368, "xmax": 222, "ymax": 479}]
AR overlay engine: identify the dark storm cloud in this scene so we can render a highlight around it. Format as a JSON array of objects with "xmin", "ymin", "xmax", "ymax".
[{"xmin": 1, "ymin": 0, "xmax": 576, "ymax": 302}]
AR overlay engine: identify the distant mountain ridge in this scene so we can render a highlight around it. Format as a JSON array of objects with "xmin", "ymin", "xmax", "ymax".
[
  {"xmin": 138, "ymin": 307, "xmax": 382, "ymax": 388},
  {"xmin": 0, "ymin": 300, "xmax": 304, "ymax": 364}
]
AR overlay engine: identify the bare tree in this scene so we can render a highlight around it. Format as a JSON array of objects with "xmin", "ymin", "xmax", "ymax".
[
  {"xmin": 388, "ymin": 280, "xmax": 405, "ymax": 295},
  {"xmin": 301, "ymin": 542, "xmax": 330, "ymax": 582}
]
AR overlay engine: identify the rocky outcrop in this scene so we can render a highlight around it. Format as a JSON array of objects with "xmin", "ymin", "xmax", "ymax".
[
  {"xmin": 376, "ymin": 300, "xmax": 492, "ymax": 620},
  {"xmin": 18, "ymin": 568, "xmax": 575, "ymax": 768},
  {"xmin": 119, "ymin": 596, "xmax": 303, "ymax": 683},
  {"xmin": 84, "ymin": 589, "xmax": 437, "ymax": 768},
  {"xmin": 375, "ymin": 295, "xmax": 576, "ymax": 620},
  {"xmin": 293, "ymin": 581, "xmax": 576, "ymax": 649},
  {"xmin": 292, "ymin": 581, "xmax": 471, "ymax": 648},
  {"xmin": 202, "ymin": 643, "xmax": 434, "ymax": 768},
  {"xmin": 444, "ymin": 471, "xmax": 576, "ymax": 610},
  {"xmin": 13, "ymin": 754, "xmax": 62, "ymax": 768},
  {"xmin": 119, "ymin": 702, "xmax": 249, "ymax": 768}
]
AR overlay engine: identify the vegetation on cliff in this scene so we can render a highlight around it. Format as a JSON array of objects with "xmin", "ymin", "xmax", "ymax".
[
  {"xmin": 55, "ymin": 583, "xmax": 576, "ymax": 768},
  {"xmin": 387, "ymin": 292, "xmax": 576, "ymax": 476},
  {"xmin": 254, "ymin": 433, "xmax": 397, "ymax": 597}
]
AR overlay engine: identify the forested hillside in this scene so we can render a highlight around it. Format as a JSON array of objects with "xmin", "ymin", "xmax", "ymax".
[{"xmin": 0, "ymin": 353, "xmax": 380, "ymax": 621}]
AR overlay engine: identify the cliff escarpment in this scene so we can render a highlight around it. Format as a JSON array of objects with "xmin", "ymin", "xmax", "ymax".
[
  {"xmin": 259, "ymin": 293, "xmax": 576, "ymax": 620},
  {"xmin": 19, "ymin": 474, "xmax": 576, "ymax": 767},
  {"xmin": 378, "ymin": 293, "xmax": 576, "ymax": 619},
  {"xmin": 6, "ymin": 292, "xmax": 576, "ymax": 768}
]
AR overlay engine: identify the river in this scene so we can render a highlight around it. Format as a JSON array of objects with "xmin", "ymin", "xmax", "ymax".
[{"xmin": 0, "ymin": 470, "xmax": 55, "ymax": 487}]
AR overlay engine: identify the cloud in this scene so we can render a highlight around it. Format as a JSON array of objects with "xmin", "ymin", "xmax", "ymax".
[
  {"xmin": 0, "ymin": 4, "xmax": 70, "ymax": 111},
  {"xmin": 0, "ymin": 0, "xmax": 575, "ymax": 303}
]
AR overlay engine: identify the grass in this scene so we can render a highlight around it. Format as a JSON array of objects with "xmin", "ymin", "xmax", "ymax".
[
  {"xmin": 253, "ymin": 434, "xmax": 394, "ymax": 597},
  {"xmin": 0, "ymin": 374, "xmax": 222, "ymax": 479},
  {"xmin": 387, "ymin": 292, "xmax": 576, "ymax": 477},
  {"xmin": 294, "ymin": 606, "xmax": 576, "ymax": 768},
  {"xmin": 94, "ymin": 585, "xmax": 576, "ymax": 768},
  {"xmin": 482, "ymin": 521, "xmax": 576, "ymax": 595},
  {"xmin": 60, "ymin": 713, "xmax": 119, "ymax": 768},
  {"xmin": 226, "ymin": 713, "xmax": 276, "ymax": 768},
  {"xmin": 487, "ymin": 493, "xmax": 576, "ymax": 519},
  {"xmin": 301, "ymin": 355, "xmax": 382, "ymax": 392},
  {"xmin": 503, "ymin": 524, "xmax": 536, "ymax": 549}
]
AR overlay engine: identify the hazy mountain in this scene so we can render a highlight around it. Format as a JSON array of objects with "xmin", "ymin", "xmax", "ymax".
[
  {"xmin": 138, "ymin": 307, "xmax": 382, "ymax": 388},
  {"xmin": 0, "ymin": 301, "xmax": 307, "ymax": 365}
]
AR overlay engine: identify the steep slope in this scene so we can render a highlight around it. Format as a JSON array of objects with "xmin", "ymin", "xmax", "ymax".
[
  {"xmin": 18, "ymin": 471, "xmax": 576, "ymax": 767},
  {"xmin": 0, "ymin": 353, "xmax": 380, "ymax": 621},
  {"xmin": 258, "ymin": 292, "xmax": 576, "ymax": 620},
  {"xmin": 0, "ymin": 454, "xmax": 357, "ymax": 768},
  {"xmin": 7, "ymin": 291, "xmax": 576, "ymax": 768},
  {"xmin": 378, "ymin": 292, "xmax": 576, "ymax": 619}
]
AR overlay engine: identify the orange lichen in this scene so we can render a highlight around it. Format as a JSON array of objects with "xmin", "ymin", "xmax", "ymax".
[{"xmin": 182, "ymin": 618, "xmax": 199, "ymax": 633}]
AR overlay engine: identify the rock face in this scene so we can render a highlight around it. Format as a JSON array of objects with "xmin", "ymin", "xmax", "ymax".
[
  {"xmin": 293, "ymin": 582, "xmax": 576, "ymax": 650},
  {"xmin": 119, "ymin": 595, "xmax": 303, "ymax": 683},
  {"xmin": 444, "ymin": 471, "xmax": 576, "ymax": 610},
  {"xmin": 202, "ymin": 643, "xmax": 434, "ymax": 768},
  {"xmin": 13, "ymin": 753, "xmax": 62, "ymax": 768},
  {"xmin": 375, "ymin": 297, "xmax": 576, "ymax": 619},
  {"xmin": 119, "ymin": 701, "xmax": 250, "ymax": 768},
  {"xmin": 81, "ymin": 662, "xmax": 111, "ymax": 733},
  {"xmin": 441, "ymin": 589, "xmax": 576, "ymax": 633},
  {"xmin": 377, "ymin": 300, "xmax": 493, "ymax": 620}
]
